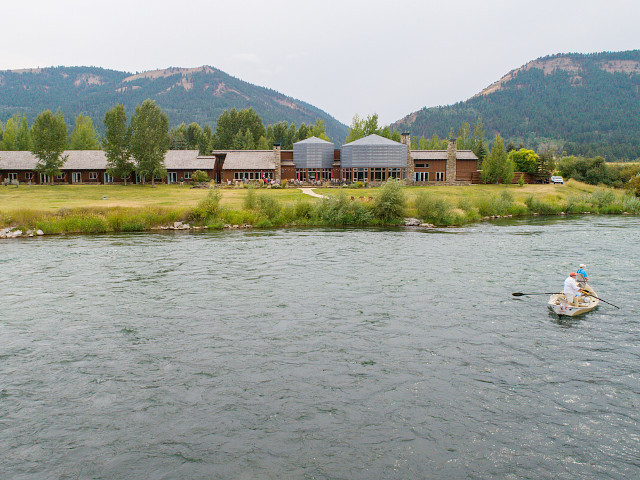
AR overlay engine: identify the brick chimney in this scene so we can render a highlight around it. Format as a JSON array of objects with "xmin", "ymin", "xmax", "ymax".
[
  {"xmin": 273, "ymin": 143, "xmax": 281, "ymax": 183},
  {"xmin": 446, "ymin": 139, "xmax": 457, "ymax": 183},
  {"xmin": 401, "ymin": 133, "xmax": 414, "ymax": 185}
]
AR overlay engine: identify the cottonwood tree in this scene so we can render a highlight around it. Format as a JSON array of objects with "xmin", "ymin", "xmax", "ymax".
[
  {"xmin": 1, "ymin": 116, "xmax": 17, "ymax": 150},
  {"xmin": 103, "ymin": 104, "xmax": 134, "ymax": 185},
  {"xmin": 186, "ymin": 122, "xmax": 202, "ymax": 150},
  {"xmin": 129, "ymin": 99, "xmax": 169, "ymax": 186},
  {"xmin": 68, "ymin": 113, "xmax": 100, "ymax": 150},
  {"xmin": 310, "ymin": 118, "xmax": 331, "ymax": 142},
  {"xmin": 345, "ymin": 113, "xmax": 382, "ymax": 143},
  {"xmin": 30, "ymin": 109, "xmax": 68, "ymax": 183},
  {"xmin": 213, "ymin": 108, "xmax": 265, "ymax": 149}
]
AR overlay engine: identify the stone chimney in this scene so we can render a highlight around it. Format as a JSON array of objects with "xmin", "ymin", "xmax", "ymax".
[
  {"xmin": 273, "ymin": 143, "xmax": 281, "ymax": 183},
  {"xmin": 446, "ymin": 139, "xmax": 457, "ymax": 183},
  {"xmin": 401, "ymin": 133, "xmax": 414, "ymax": 185}
]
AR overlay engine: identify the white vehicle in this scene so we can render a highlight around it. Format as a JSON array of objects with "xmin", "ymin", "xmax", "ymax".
[{"xmin": 550, "ymin": 176, "xmax": 564, "ymax": 184}]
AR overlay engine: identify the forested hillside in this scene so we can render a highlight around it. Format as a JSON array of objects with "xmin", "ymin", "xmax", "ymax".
[
  {"xmin": 392, "ymin": 50, "xmax": 640, "ymax": 160},
  {"xmin": 0, "ymin": 66, "xmax": 348, "ymax": 144}
]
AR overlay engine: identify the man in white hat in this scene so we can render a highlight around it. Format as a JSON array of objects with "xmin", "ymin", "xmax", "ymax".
[{"xmin": 576, "ymin": 263, "xmax": 588, "ymax": 287}]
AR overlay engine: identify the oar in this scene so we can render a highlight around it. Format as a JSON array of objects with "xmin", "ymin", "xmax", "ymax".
[
  {"xmin": 582, "ymin": 293, "xmax": 620, "ymax": 309},
  {"xmin": 512, "ymin": 292, "xmax": 558, "ymax": 296}
]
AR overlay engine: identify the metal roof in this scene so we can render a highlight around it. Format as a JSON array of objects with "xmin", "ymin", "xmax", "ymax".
[
  {"xmin": 293, "ymin": 136, "xmax": 333, "ymax": 146},
  {"xmin": 221, "ymin": 151, "xmax": 275, "ymax": 170},
  {"xmin": 343, "ymin": 134, "xmax": 403, "ymax": 147},
  {"xmin": 0, "ymin": 150, "xmax": 215, "ymax": 170}
]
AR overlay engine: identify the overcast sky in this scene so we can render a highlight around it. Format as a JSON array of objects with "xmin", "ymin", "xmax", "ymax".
[{"xmin": 2, "ymin": 0, "xmax": 638, "ymax": 125}]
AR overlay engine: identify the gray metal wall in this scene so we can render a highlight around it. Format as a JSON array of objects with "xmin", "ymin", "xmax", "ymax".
[
  {"xmin": 293, "ymin": 142, "xmax": 334, "ymax": 169},
  {"xmin": 340, "ymin": 143, "xmax": 408, "ymax": 168}
]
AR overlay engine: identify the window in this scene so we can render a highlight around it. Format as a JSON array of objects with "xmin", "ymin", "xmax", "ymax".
[
  {"xmin": 8, "ymin": 173, "xmax": 18, "ymax": 181},
  {"xmin": 167, "ymin": 172, "xmax": 177, "ymax": 183},
  {"xmin": 184, "ymin": 171, "xmax": 192, "ymax": 180},
  {"xmin": 40, "ymin": 173, "xmax": 50, "ymax": 183},
  {"xmin": 436, "ymin": 172, "xmax": 445, "ymax": 181},
  {"xmin": 89, "ymin": 172, "xmax": 97, "ymax": 180},
  {"xmin": 415, "ymin": 163, "xmax": 429, "ymax": 168},
  {"xmin": 415, "ymin": 172, "xmax": 429, "ymax": 182},
  {"xmin": 57, "ymin": 173, "xmax": 65, "ymax": 180},
  {"xmin": 72, "ymin": 172, "xmax": 82, "ymax": 183},
  {"xmin": 104, "ymin": 173, "xmax": 114, "ymax": 183},
  {"xmin": 25, "ymin": 172, "xmax": 33, "ymax": 181}
]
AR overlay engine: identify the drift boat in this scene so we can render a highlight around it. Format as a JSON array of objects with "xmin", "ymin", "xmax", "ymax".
[{"xmin": 548, "ymin": 285, "xmax": 599, "ymax": 316}]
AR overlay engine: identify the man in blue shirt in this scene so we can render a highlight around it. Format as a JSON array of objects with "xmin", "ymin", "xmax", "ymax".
[{"xmin": 576, "ymin": 263, "xmax": 588, "ymax": 287}]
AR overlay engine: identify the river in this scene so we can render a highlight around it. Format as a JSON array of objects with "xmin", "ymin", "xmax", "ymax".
[{"xmin": 1, "ymin": 216, "xmax": 639, "ymax": 479}]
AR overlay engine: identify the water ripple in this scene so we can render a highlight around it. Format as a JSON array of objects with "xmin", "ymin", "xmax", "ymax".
[{"xmin": 1, "ymin": 216, "xmax": 639, "ymax": 479}]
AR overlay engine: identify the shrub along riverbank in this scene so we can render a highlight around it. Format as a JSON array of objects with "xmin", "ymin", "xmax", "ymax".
[{"xmin": 1, "ymin": 179, "xmax": 639, "ymax": 235}]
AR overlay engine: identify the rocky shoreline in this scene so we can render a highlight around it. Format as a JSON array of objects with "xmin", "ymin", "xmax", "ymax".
[{"xmin": 1, "ymin": 227, "xmax": 44, "ymax": 239}]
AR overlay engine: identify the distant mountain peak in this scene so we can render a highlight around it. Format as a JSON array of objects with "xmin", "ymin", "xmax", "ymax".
[
  {"xmin": 393, "ymin": 50, "xmax": 640, "ymax": 160},
  {"xmin": 122, "ymin": 66, "xmax": 216, "ymax": 83},
  {"xmin": 0, "ymin": 64, "xmax": 348, "ymax": 144},
  {"xmin": 475, "ymin": 51, "xmax": 640, "ymax": 98}
]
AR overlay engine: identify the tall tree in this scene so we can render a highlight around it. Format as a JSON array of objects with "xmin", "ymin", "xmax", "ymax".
[
  {"xmin": 199, "ymin": 125, "xmax": 213, "ymax": 155},
  {"xmin": 345, "ymin": 113, "xmax": 381, "ymax": 143},
  {"xmin": 16, "ymin": 115, "xmax": 31, "ymax": 150},
  {"xmin": 457, "ymin": 121, "xmax": 471, "ymax": 150},
  {"xmin": 232, "ymin": 128, "xmax": 255, "ymax": 150},
  {"xmin": 1, "ymin": 115, "xmax": 19, "ymax": 150},
  {"xmin": 129, "ymin": 99, "xmax": 170, "ymax": 186},
  {"xmin": 68, "ymin": 113, "xmax": 100, "ymax": 150},
  {"xmin": 186, "ymin": 122, "xmax": 202, "ymax": 150},
  {"xmin": 482, "ymin": 135, "xmax": 513, "ymax": 184},
  {"xmin": 310, "ymin": 118, "xmax": 331, "ymax": 142},
  {"xmin": 213, "ymin": 108, "xmax": 265, "ymax": 149},
  {"xmin": 170, "ymin": 122, "xmax": 188, "ymax": 150},
  {"xmin": 103, "ymin": 104, "xmax": 134, "ymax": 185},
  {"xmin": 30, "ymin": 109, "xmax": 68, "ymax": 184}
]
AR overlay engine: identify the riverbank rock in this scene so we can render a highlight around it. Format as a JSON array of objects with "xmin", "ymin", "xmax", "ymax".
[{"xmin": 404, "ymin": 218, "xmax": 422, "ymax": 226}]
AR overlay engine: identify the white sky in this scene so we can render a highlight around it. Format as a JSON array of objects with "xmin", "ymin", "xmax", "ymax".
[{"xmin": 1, "ymin": 0, "xmax": 638, "ymax": 125}]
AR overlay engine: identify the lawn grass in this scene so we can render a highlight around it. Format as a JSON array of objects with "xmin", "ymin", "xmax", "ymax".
[
  {"xmin": 1, "ymin": 180, "xmax": 637, "ymax": 234},
  {"xmin": 0, "ymin": 183, "xmax": 312, "ymax": 212}
]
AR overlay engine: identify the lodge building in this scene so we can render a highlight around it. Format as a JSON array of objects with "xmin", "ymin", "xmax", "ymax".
[{"xmin": 0, "ymin": 134, "xmax": 486, "ymax": 185}]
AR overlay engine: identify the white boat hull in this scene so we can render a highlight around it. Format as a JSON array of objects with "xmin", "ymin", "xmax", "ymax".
[{"xmin": 548, "ymin": 286, "xmax": 599, "ymax": 317}]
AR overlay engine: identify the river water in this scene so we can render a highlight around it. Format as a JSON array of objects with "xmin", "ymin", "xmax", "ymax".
[{"xmin": 1, "ymin": 216, "xmax": 639, "ymax": 479}]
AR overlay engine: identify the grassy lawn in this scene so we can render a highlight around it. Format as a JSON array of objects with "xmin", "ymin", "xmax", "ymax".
[
  {"xmin": 1, "ymin": 180, "xmax": 635, "ymax": 233},
  {"xmin": 0, "ymin": 184, "xmax": 313, "ymax": 213},
  {"xmin": 316, "ymin": 179, "xmax": 607, "ymax": 205}
]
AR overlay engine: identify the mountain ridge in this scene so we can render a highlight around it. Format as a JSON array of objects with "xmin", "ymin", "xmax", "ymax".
[
  {"xmin": 393, "ymin": 50, "xmax": 640, "ymax": 160},
  {"xmin": 0, "ymin": 65, "xmax": 349, "ymax": 144}
]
